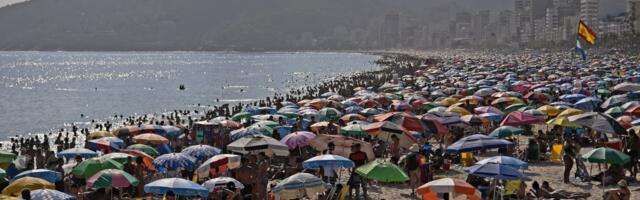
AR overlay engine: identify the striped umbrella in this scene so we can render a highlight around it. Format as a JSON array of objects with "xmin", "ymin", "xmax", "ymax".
[
  {"xmin": 181, "ymin": 145, "xmax": 222, "ymax": 161},
  {"xmin": 272, "ymin": 173, "xmax": 326, "ymax": 200},
  {"xmin": 202, "ymin": 177, "xmax": 244, "ymax": 192},
  {"xmin": 153, "ymin": 153, "xmax": 196, "ymax": 171},
  {"xmin": 87, "ymin": 169, "xmax": 139, "ymax": 189},
  {"xmin": 374, "ymin": 112, "xmax": 425, "ymax": 132},
  {"xmin": 72, "ymin": 157, "xmax": 124, "ymax": 178},
  {"xmin": 196, "ymin": 154, "xmax": 242, "ymax": 178},
  {"xmin": 140, "ymin": 124, "xmax": 167, "ymax": 135}
]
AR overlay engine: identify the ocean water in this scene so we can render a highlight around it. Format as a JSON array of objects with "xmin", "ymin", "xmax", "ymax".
[{"xmin": 0, "ymin": 51, "xmax": 379, "ymax": 138}]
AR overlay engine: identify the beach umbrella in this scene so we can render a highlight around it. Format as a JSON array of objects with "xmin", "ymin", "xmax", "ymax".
[
  {"xmin": 613, "ymin": 82, "xmax": 640, "ymax": 92},
  {"xmin": 112, "ymin": 126, "xmax": 142, "ymax": 136},
  {"xmin": 359, "ymin": 108, "xmax": 382, "ymax": 116},
  {"xmin": 30, "ymin": 189, "xmax": 76, "ymax": 200},
  {"xmin": 621, "ymin": 101, "xmax": 640, "ymax": 110},
  {"xmin": 438, "ymin": 97, "xmax": 459, "ymax": 106},
  {"xmin": 339, "ymin": 124, "xmax": 368, "ymax": 137},
  {"xmin": 210, "ymin": 119, "xmax": 242, "ymax": 129},
  {"xmin": 309, "ymin": 135, "xmax": 374, "ymax": 160},
  {"xmin": 180, "ymin": 145, "xmax": 221, "ymax": 161},
  {"xmin": 87, "ymin": 169, "xmax": 138, "ymax": 189},
  {"xmin": 227, "ymin": 135, "xmax": 289, "ymax": 157},
  {"xmin": 132, "ymin": 133, "xmax": 169, "ymax": 144},
  {"xmin": 231, "ymin": 112, "xmax": 253, "ymax": 122},
  {"xmin": 86, "ymin": 137, "xmax": 125, "ymax": 152},
  {"xmin": 574, "ymin": 97, "xmax": 603, "ymax": 111},
  {"xmin": 420, "ymin": 116, "xmax": 449, "ymax": 135},
  {"xmin": 601, "ymin": 94, "xmax": 628, "ymax": 109},
  {"xmin": 117, "ymin": 149, "xmax": 156, "ymax": 171},
  {"xmin": 126, "ymin": 144, "xmax": 159, "ymax": 157},
  {"xmin": 568, "ymin": 112, "xmax": 626, "ymax": 134},
  {"xmin": 461, "ymin": 115, "xmax": 489, "ymax": 126},
  {"xmin": 391, "ymin": 102, "xmax": 413, "ymax": 112},
  {"xmin": 503, "ymin": 103, "xmax": 527, "ymax": 114},
  {"xmin": 318, "ymin": 107, "xmax": 342, "ymax": 120},
  {"xmin": 195, "ymin": 154, "xmax": 241, "ymax": 178},
  {"xmin": 272, "ymin": 173, "xmax": 326, "ymax": 200},
  {"xmin": 303, "ymin": 154, "xmax": 355, "ymax": 169},
  {"xmin": 2, "ymin": 177, "xmax": 54, "ymax": 196},
  {"xmin": 428, "ymin": 106, "xmax": 448, "ymax": 113},
  {"xmin": 488, "ymin": 126, "xmax": 524, "ymax": 138},
  {"xmin": 102, "ymin": 152, "xmax": 135, "ymax": 164},
  {"xmin": 88, "ymin": 131, "xmax": 114, "ymax": 139},
  {"xmin": 474, "ymin": 106, "xmax": 503, "ymax": 115},
  {"xmin": 559, "ymin": 94, "xmax": 587, "ymax": 103},
  {"xmin": 161, "ymin": 125, "xmax": 182, "ymax": 137},
  {"xmin": 416, "ymin": 178, "xmax": 479, "ymax": 200},
  {"xmin": 280, "ymin": 131, "xmax": 316, "ymax": 149},
  {"xmin": 144, "ymin": 178, "xmax": 208, "ymax": 197},
  {"xmin": 605, "ymin": 106, "xmax": 625, "ymax": 118},
  {"xmin": 0, "ymin": 151, "xmax": 16, "ymax": 163},
  {"xmin": 355, "ymin": 159, "xmax": 409, "ymax": 182},
  {"xmin": 140, "ymin": 124, "xmax": 167, "ymax": 135},
  {"xmin": 72, "ymin": 157, "xmax": 124, "ymax": 178},
  {"xmin": 153, "ymin": 153, "xmax": 196, "ymax": 171},
  {"xmin": 524, "ymin": 92, "xmax": 548, "ymax": 103},
  {"xmin": 557, "ymin": 108, "xmax": 584, "ymax": 117},
  {"xmin": 344, "ymin": 106, "xmax": 363, "ymax": 114},
  {"xmin": 423, "ymin": 112, "xmax": 463, "ymax": 125},
  {"xmin": 480, "ymin": 113, "xmax": 503, "ymax": 122},
  {"xmin": 230, "ymin": 128, "xmax": 262, "ymax": 141},
  {"xmin": 374, "ymin": 112, "xmax": 425, "ymax": 132},
  {"xmin": 474, "ymin": 88, "xmax": 495, "ymax": 96},
  {"xmin": 340, "ymin": 113, "xmax": 366, "ymax": 123},
  {"xmin": 547, "ymin": 117, "xmax": 581, "ymax": 128},
  {"xmin": 581, "ymin": 147, "xmax": 630, "ymax": 165},
  {"xmin": 57, "ymin": 148, "xmax": 97, "ymax": 159},
  {"xmin": 459, "ymin": 96, "xmax": 482, "ymax": 105},
  {"xmin": 625, "ymin": 104, "xmax": 640, "ymax": 116},
  {"xmin": 446, "ymin": 106, "xmax": 471, "ymax": 116},
  {"xmin": 536, "ymin": 105, "xmax": 559, "ymax": 116},
  {"xmin": 12, "ymin": 169, "xmax": 61, "ymax": 183},
  {"xmin": 464, "ymin": 163, "xmax": 526, "ymax": 180},
  {"xmin": 500, "ymin": 111, "xmax": 544, "ymax": 126},
  {"xmin": 476, "ymin": 156, "xmax": 528, "ymax": 169},
  {"xmin": 309, "ymin": 122, "xmax": 339, "ymax": 132},
  {"xmin": 363, "ymin": 121, "xmax": 417, "ymax": 148},
  {"xmin": 252, "ymin": 114, "xmax": 287, "ymax": 122},
  {"xmin": 202, "ymin": 177, "xmax": 244, "ymax": 192},
  {"xmin": 446, "ymin": 134, "xmax": 513, "ymax": 153}
]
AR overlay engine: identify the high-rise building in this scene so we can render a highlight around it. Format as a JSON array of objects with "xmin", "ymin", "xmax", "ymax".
[
  {"xmin": 630, "ymin": 0, "xmax": 640, "ymax": 33},
  {"xmin": 580, "ymin": 0, "xmax": 599, "ymax": 31},
  {"xmin": 382, "ymin": 13, "xmax": 400, "ymax": 48},
  {"xmin": 545, "ymin": 7, "xmax": 560, "ymax": 41},
  {"xmin": 497, "ymin": 10, "xmax": 517, "ymax": 44},
  {"xmin": 515, "ymin": 0, "xmax": 534, "ymax": 43}
]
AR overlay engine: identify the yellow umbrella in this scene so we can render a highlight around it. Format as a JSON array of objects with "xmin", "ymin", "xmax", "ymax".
[
  {"xmin": 508, "ymin": 97, "xmax": 524, "ymax": 104},
  {"xmin": 458, "ymin": 96, "xmax": 481, "ymax": 105},
  {"xmin": 537, "ymin": 105, "xmax": 560, "ymax": 117},
  {"xmin": 88, "ymin": 131, "xmax": 114, "ymax": 139},
  {"xmin": 547, "ymin": 117, "xmax": 581, "ymax": 128},
  {"xmin": 557, "ymin": 108, "xmax": 584, "ymax": 117},
  {"xmin": 2, "ymin": 177, "xmax": 54, "ymax": 196},
  {"xmin": 132, "ymin": 133, "xmax": 169, "ymax": 144},
  {"xmin": 438, "ymin": 97, "xmax": 459, "ymax": 106},
  {"xmin": 0, "ymin": 195, "xmax": 19, "ymax": 200},
  {"xmin": 446, "ymin": 106, "xmax": 471, "ymax": 116}
]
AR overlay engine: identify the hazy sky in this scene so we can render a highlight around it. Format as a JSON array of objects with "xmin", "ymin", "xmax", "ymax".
[{"xmin": 0, "ymin": 0, "xmax": 627, "ymax": 15}]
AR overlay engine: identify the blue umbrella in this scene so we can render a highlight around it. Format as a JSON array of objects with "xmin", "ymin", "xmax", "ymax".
[
  {"xmin": 464, "ymin": 163, "xmax": 527, "ymax": 180},
  {"xmin": 57, "ymin": 148, "xmax": 97, "ymax": 159},
  {"xmin": 144, "ymin": 178, "xmax": 208, "ymax": 197},
  {"xmin": 153, "ymin": 153, "xmax": 196, "ymax": 172},
  {"xmin": 345, "ymin": 106, "xmax": 364, "ymax": 114},
  {"xmin": 181, "ymin": 145, "xmax": 221, "ymax": 161},
  {"xmin": 31, "ymin": 189, "xmax": 76, "ymax": 200},
  {"xmin": 12, "ymin": 169, "xmax": 62, "ymax": 183},
  {"xmin": 479, "ymin": 113, "xmax": 503, "ymax": 122},
  {"xmin": 446, "ymin": 134, "xmax": 513, "ymax": 153},
  {"xmin": 162, "ymin": 126, "xmax": 182, "ymax": 137},
  {"xmin": 303, "ymin": 154, "xmax": 355, "ymax": 169},
  {"xmin": 230, "ymin": 128, "xmax": 262, "ymax": 141},
  {"xmin": 476, "ymin": 156, "xmax": 528, "ymax": 169},
  {"xmin": 574, "ymin": 97, "xmax": 603, "ymax": 111},
  {"xmin": 86, "ymin": 137, "xmax": 125, "ymax": 151},
  {"xmin": 559, "ymin": 94, "xmax": 586, "ymax": 103}
]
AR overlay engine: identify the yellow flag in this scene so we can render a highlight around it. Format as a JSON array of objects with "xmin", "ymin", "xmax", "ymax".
[{"xmin": 578, "ymin": 20, "xmax": 597, "ymax": 45}]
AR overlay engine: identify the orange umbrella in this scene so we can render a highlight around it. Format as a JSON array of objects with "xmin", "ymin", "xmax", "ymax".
[
  {"xmin": 119, "ymin": 149, "xmax": 156, "ymax": 171},
  {"xmin": 340, "ymin": 113, "xmax": 366, "ymax": 123},
  {"xmin": 417, "ymin": 178, "xmax": 480, "ymax": 200},
  {"xmin": 132, "ymin": 133, "xmax": 169, "ymax": 144}
]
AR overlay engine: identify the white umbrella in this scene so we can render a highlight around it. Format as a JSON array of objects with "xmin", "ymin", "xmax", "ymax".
[
  {"xmin": 273, "ymin": 173, "xmax": 326, "ymax": 200},
  {"xmin": 195, "ymin": 154, "xmax": 241, "ymax": 178},
  {"xmin": 202, "ymin": 177, "xmax": 244, "ymax": 192},
  {"xmin": 226, "ymin": 135, "xmax": 289, "ymax": 157}
]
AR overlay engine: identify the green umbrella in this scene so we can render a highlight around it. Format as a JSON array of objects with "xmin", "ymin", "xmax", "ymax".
[
  {"xmin": 0, "ymin": 168, "xmax": 6, "ymax": 180},
  {"xmin": 581, "ymin": 147, "xmax": 630, "ymax": 165},
  {"xmin": 0, "ymin": 151, "xmax": 16, "ymax": 163},
  {"xmin": 87, "ymin": 169, "xmax": 138, "ymax": 189},
  {"xmin": 355, "ymin": 159, "xmax": 409, "ymax": 182},
  {"xmin": 604, "ymin": 106, "xmax": 624, "ymax": 118},
  {"xmin": 126, "ymin": 144, "xmax": 159, "ymax": 157},
  {"xmin": 319, "ymin": 107, "xmax": 342, "ymax": 121},
  {"xmin": 231, "ymin": 112, "xmax": 253, "ymax": 122},
  {"xmin": 102, "ymin": 153, "xmax": 136, "ymax": 165},
  {"xmin": 339, "ymin": 124, "xmax": 367, "ymax": 137},
  {"xmin": 504, "ymin": 103, "xmax": 526, "ymax": 114},
  {"xmin": 72, "ymin": 157, "xmax": 124, "ymax": 178},
  {"xmin": 488, "ymin": 126, "xmax": 524, "ymax": 138}
]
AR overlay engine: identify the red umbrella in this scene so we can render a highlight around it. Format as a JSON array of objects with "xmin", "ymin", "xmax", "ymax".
[
  {"xmin": 524, "ymin": 92, "xmax": 548, "ymax": 104},
  {"xmin": 625, "ymin": 105, "xmax": 640, "ymax": 116},
  {"xmin": 500, "ymin": 111, "xmax": 544, "ymax": 126},
  {"xmin": 374, "ymin": 112, "xmax": 424, "ymax": 132}
]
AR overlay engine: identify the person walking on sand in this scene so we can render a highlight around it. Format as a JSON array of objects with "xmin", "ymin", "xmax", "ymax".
[
  {"xmin": 349, "ymin": 144, "xmax": 368, "ymax": 200},
  {"xmin": 563, "ymin": 136, "xmax": 576, "ymax": 184},
  {"xmin": 404, "ymin": 144, "xmax": 422, "ymax": 197}
]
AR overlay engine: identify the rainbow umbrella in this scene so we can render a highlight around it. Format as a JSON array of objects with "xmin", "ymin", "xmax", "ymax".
[{"xmin": 87, "ymin": 169, "xmax": 139, "ymax": 189}]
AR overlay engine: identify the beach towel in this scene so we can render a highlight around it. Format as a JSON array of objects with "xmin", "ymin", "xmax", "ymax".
[{"xmin": 550, "ymin": 143, "xmax": 563, "ymax": 161}]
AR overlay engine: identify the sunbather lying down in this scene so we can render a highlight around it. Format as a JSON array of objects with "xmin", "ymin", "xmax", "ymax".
[{"xmin": 529, "ymin": 181, "xmax": 591, "ymax": 200}]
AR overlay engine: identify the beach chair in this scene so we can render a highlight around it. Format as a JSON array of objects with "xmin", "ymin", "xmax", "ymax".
[
  {"xmin": 550, "ymin": 143, "xmax": 563, "ymax": 162},
  {"xmin": 460, "ymin": 152, "xmax": 474, "ymax": 167}
]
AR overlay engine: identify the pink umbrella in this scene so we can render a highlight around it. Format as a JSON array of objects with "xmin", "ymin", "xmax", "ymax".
[
  {"xmin": 280, "ymin": 131, "xmax": 316, "ymax": 149},
  {"xmin": 500, "ymin": 111, "xmax": 544, "ymax": 126}
]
